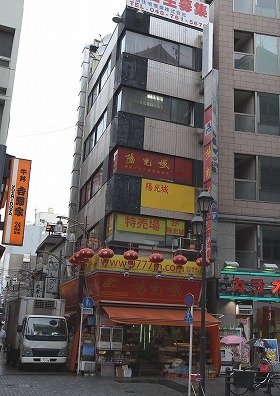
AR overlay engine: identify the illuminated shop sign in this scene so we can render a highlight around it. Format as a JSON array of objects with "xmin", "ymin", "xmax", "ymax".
[
  {"xmin": 219, "ymin": 271, "xmax": 280, "ymax": 302},
  {"xmin": 127, "ymin": 0, "xmax": 209, "ymax": 29}
]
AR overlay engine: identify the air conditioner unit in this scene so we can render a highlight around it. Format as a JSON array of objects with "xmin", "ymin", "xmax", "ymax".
[{"xmin": 236, "ymin": 304, "xmax": 253, "ymax": 316}]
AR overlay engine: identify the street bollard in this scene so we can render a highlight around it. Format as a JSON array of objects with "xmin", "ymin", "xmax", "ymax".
[{"xmin": 225, "ymin": 367, "xmax": 231, "ymax": 396}]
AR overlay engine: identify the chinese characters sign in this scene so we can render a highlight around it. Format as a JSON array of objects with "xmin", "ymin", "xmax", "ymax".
[
  {"xmin": 127, "ymin": 0, "xmax": 209, "ymax": 29},
  {"xmin": 141, "ymin": 178, "xmax": 195, "ymax": 213},
  {"xmin": 86, "ymin": 272, "xmax": 201, "ymax": 305},
  {"xmin": 219, "ymin": 272, "xmax": 280, "ymax": 302},
  {"xmin": 112, "ymin": 147, "xmax": 193, "ymax": 185},
  {"xmin": 2, "ymin": 158, "xmax": 31, "ymax": 246},
  {"xmin": 116, "ymin": 214, "xmax": 185, "ymax": 236}
]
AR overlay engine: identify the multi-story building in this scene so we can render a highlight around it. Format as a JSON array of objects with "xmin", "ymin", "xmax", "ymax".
[
  {"xmin": 62, "ymin": 0, "xmax": 280, "ymax": 374},
  {"xmin": 62, "ymin": 0, "xmax": 223, "ymax": 376},
  {"xmin": 0, "ymin": 0, "xmax": 24, "ymax": 253}
]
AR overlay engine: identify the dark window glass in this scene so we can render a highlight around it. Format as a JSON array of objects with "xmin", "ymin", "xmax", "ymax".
[
  {"xmin": 256, "ymin": 34, "xmax": 279, "ymax": 75},
  {"xmin": 171, "ymin": 98, "xmax": 194, "ymax": 125},
  {"xmin": 0, "ymin": 28, "xmax": 14, "ymax": 58},
  {"xmin": 100, "ymin": 59, "xmax": 111, "ymax": 90},
  {"xmin": 0, "ymin": 101, "xmax": 4, "ymax": 127},
  {"xmin": 123, "ymin": 31, "xmax": 196, "ymax": 71},
  {"xmin": 262, "ymin": 225, "xmax": 280, "ymax": 262},
  {"xmin": 179, "ymin": 45, "xmax": 195, "ymax": 70},
  {"xmin": 87, "ymin": 83, "xmax": 99, "ymax": 114},
  {"xmin": 96, "ymin": 111, "xmax": 107, "ymax": 142},
  {"xmin": 259, "ymin": 156, "xmax": 280, "ymax": 202},
  {"xmin": 119, "ymin": 87, "xmax": 194, "ymax": 126},
  {"xmin": 121, "ymin": 88, "xmax": 171, "ymax": 121},
  {"xmin": 258, "ymin": 93, "xmax": 279, "ymax": 135}
]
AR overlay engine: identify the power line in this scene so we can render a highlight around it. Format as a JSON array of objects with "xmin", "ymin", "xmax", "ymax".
[{"xmin": 8, "ymin": 124, "xmax": 75, "ymax": 138}]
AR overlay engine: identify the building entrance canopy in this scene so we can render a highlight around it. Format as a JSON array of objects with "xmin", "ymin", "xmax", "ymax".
[{"xmin": 102, "ymin": 305, "xmax": 220, "ymax": 327}]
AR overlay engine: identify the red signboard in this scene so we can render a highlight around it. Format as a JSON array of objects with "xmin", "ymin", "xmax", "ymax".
[
  {"xmin": 111, "ymin": 147, "xmax": 193, "ymax": 185},
  {"xmin": 85, "ymin": 272, "xmax": 201, "ymax": 306}
]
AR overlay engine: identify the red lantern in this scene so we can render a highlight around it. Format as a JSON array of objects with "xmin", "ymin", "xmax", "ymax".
[
  {"xmin": 74, "ymin": 251, "xmax": 84, "ymax": 263},
  {"xmin": 98, "ymin": 247, "xmax": 115, "ymax": 260},
  {"xmin": 173, "ymin": 254, "xmax": 187, "ymax": 269},
  {"xmin": 196, "ymin": 258, "xmax": 211, "ymax": 267},
  {"xmin": 80, "ymin": 248, "xmax": 95, "ymax": 259},
  {"xmin": 123, "ymin": 249, "xmax": 139, "ymax": 261},
  {"xmin": 196, "ymin": 257, "xmax": 202, "ymax": 267},
  {"xmin": 149, "ymin": 252, "xmax": 164, "ymax": 264}
]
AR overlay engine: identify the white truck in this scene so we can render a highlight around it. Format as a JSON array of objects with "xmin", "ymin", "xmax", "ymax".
[{"xmin": 5, "ymin": 297, "xmax": 68, "ymax": 367}]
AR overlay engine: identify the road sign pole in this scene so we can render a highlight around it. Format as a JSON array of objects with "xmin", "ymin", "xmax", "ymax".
[
  {"xmin": 77, "ymin": 303, "xmax": 83, "ymax": 375},
  {"xmin": 188, "ymin": 305, "xmax": 194, "ymax": 396}
]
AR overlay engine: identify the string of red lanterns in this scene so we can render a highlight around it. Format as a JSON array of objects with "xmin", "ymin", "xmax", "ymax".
[{"xmin": 69, "ymin": 244, "xmax": 206, "ymax": 273}]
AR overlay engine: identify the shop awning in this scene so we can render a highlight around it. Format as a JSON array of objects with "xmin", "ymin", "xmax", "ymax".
[{"xmin": 102, "ymin": 306, "xmax": 219, "ymax": 327}]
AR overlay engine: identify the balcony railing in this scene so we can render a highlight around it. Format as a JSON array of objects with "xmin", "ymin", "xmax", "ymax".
[
  {"xmin": 235, "ymin": 179, "xmax": 256, "ymax": 200},
  {"xmin": 234, "ymin": 52, "xmax": 254, "ymax": 71},
  {"xmin": 235, "ymin": 113, "xmax": 255, "ymax": 133}
]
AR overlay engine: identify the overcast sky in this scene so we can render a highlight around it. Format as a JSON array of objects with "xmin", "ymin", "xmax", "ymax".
[{"xmin": 5, "ymin": 0, "xmax": 126, "ymax": 222}]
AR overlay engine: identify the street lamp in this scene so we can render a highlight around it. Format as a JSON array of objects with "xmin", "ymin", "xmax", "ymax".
[{"xmin": 191, "ymin": 190, "xmax": 214, "ymax": 396}]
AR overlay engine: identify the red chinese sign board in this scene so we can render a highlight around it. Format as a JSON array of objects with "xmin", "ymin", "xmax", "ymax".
[
  {"xmin": 59, "ymin": 278, "xmax": 78, "ymax": 309},
  {"xmin": 127, "ymin": 0, "xmax": 209, "ymax": 29},
  {"xmin": 86, "ymin": 272, "xmax": 201, "ymax": 306},
  {"xmin": 112, "ymin": 147, "xmax": 193, "ymax": 185}
]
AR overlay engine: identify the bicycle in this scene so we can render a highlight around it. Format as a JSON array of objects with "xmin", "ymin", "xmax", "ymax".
[
  {"xmin": 229, "ymin": 369, "xmax": 280, "ymax": 395},
  {"xmin": 190, "ymin": 373, "xmax": 206, "ymax": 396}
]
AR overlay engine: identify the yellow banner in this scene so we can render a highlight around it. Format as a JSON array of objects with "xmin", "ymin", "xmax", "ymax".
[
  {"xmin": 116, "ymin": 214, "xmax": 166, "ymax": 235},
  {"xmin": 86, "ymin": 254, "xmax": 201, "ymax": 278},
  {"xmin": 141, "ymin": 179, "xmax": 195, "ymax": 214},
  {"xmin": 166, "ymin": 219, "xmax": 185, "ymax": 236}
]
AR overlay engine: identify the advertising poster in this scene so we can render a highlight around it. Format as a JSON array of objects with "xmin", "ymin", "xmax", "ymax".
[{"xmin": 264, "ymin": 339, "xmax": 279, "ymax": 363}]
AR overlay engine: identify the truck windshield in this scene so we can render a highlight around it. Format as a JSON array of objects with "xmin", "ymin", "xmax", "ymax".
[{"xmin": 25, "ymin": 317, "xmax": 68, "ymax": 341}]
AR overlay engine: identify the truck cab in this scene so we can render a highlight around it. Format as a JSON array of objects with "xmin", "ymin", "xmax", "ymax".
[{"xmin": 17, "ymin": 315, "xmax": 68, "ymax": 364}]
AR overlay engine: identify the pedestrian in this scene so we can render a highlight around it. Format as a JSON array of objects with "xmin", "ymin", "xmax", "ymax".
[
  {"xmin": 0, "ymin": 326, "xmax": 6, "ymax": 352},
  {"xmin": 231, "ymin": 345, "xmax": 242, "ymax": 370}
]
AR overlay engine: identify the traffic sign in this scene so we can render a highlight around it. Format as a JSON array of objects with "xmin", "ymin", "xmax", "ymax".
[
  {"xmin": 82, "ymin": 297, "xmax": 94, "ymax": 308},
  {"xmin": 82, "ymin": 307, "xmax": 93, "ymax": 314},
  {"xmin": 184, "ymin": 293, "xmax": 194, "ymax": 307},
  {"xmin": 184, "ymin": 308, "xmax": 193, "ymax": 324}
]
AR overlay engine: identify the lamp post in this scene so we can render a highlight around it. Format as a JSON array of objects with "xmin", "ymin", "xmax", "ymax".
[{"xmin": 191, "ymin": 190, "xmax": 214, "ymax": 396}]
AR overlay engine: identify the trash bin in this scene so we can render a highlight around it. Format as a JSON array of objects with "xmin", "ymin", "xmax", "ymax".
[{"xmin": 233, "ymin": 370, "xmax": 255, "ymax": 388}]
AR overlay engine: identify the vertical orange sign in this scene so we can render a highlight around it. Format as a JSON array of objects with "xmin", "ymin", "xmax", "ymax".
[{"xmin": 2, "ymin": 158, "xmax": 31, "ymax": 246}]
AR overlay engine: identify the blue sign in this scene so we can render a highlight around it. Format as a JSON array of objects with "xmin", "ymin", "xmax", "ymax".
[
  {"xmin": 184, "ymin": 293, "xmax": 194, "ymax": 307},
  {"xmin": 82, "ymin": 297, "xmax": 94, "ymax": 308},
  {"xmin": 184, "ymin": 308, "xmax": 193, "ymax": 324}
]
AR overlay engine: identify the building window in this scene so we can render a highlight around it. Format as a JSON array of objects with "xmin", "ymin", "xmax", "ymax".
[
  {"xmin": 257, "ymin": 93, "xmax": 279, "ymax": 135},
  {"xmin": 0, "ymin": 26, "xmax": 14, "ymax": 67},
  {"xmin": 0, "ymin": 101, "xmax": 4, "ymax": 128},
  {"xmin": 234, "ymin": 0, "xmax": 279, "ymax": 18},
  {"xmin": 118, "ymin": 87, "xmax": 194, "ymax": 127},
  {"xmin": 79, "ymin": 166, "xmax": 103, "ymax": 208},
  {"xmin": 259, "ymin": 156, "xmax": 280, "ymax": 203},
  {"xmin": 234, "ymin": 154, "xmax": 256, "ymax": 200},
  {"xmin": 256, "ymin": 34, "xmax": 279, "ymax": 75},
  {"xmin": 261, "ymin": 225, "xmax": 280, "ymax": 263},
  {"xmin": 86, "ymin": 58, "xmax": 111, "ymax": 114},
  {"xmin": 234, "ymin": 90, "xmax": 280, "ymax": 136},
  {"xmin": 234, "ymin": 31, "xmax": 280, "ymax": 75},
  {"xmin": 119, "ymin": 31, "xmax": 198, "ymax": 71},
  {"xmin": 234, "ymin": 90, "xmax": 255, "ymax": 133},
  {"xmin": 83, "ymin": 110, "xmax": 107, "ymax": 160}
]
